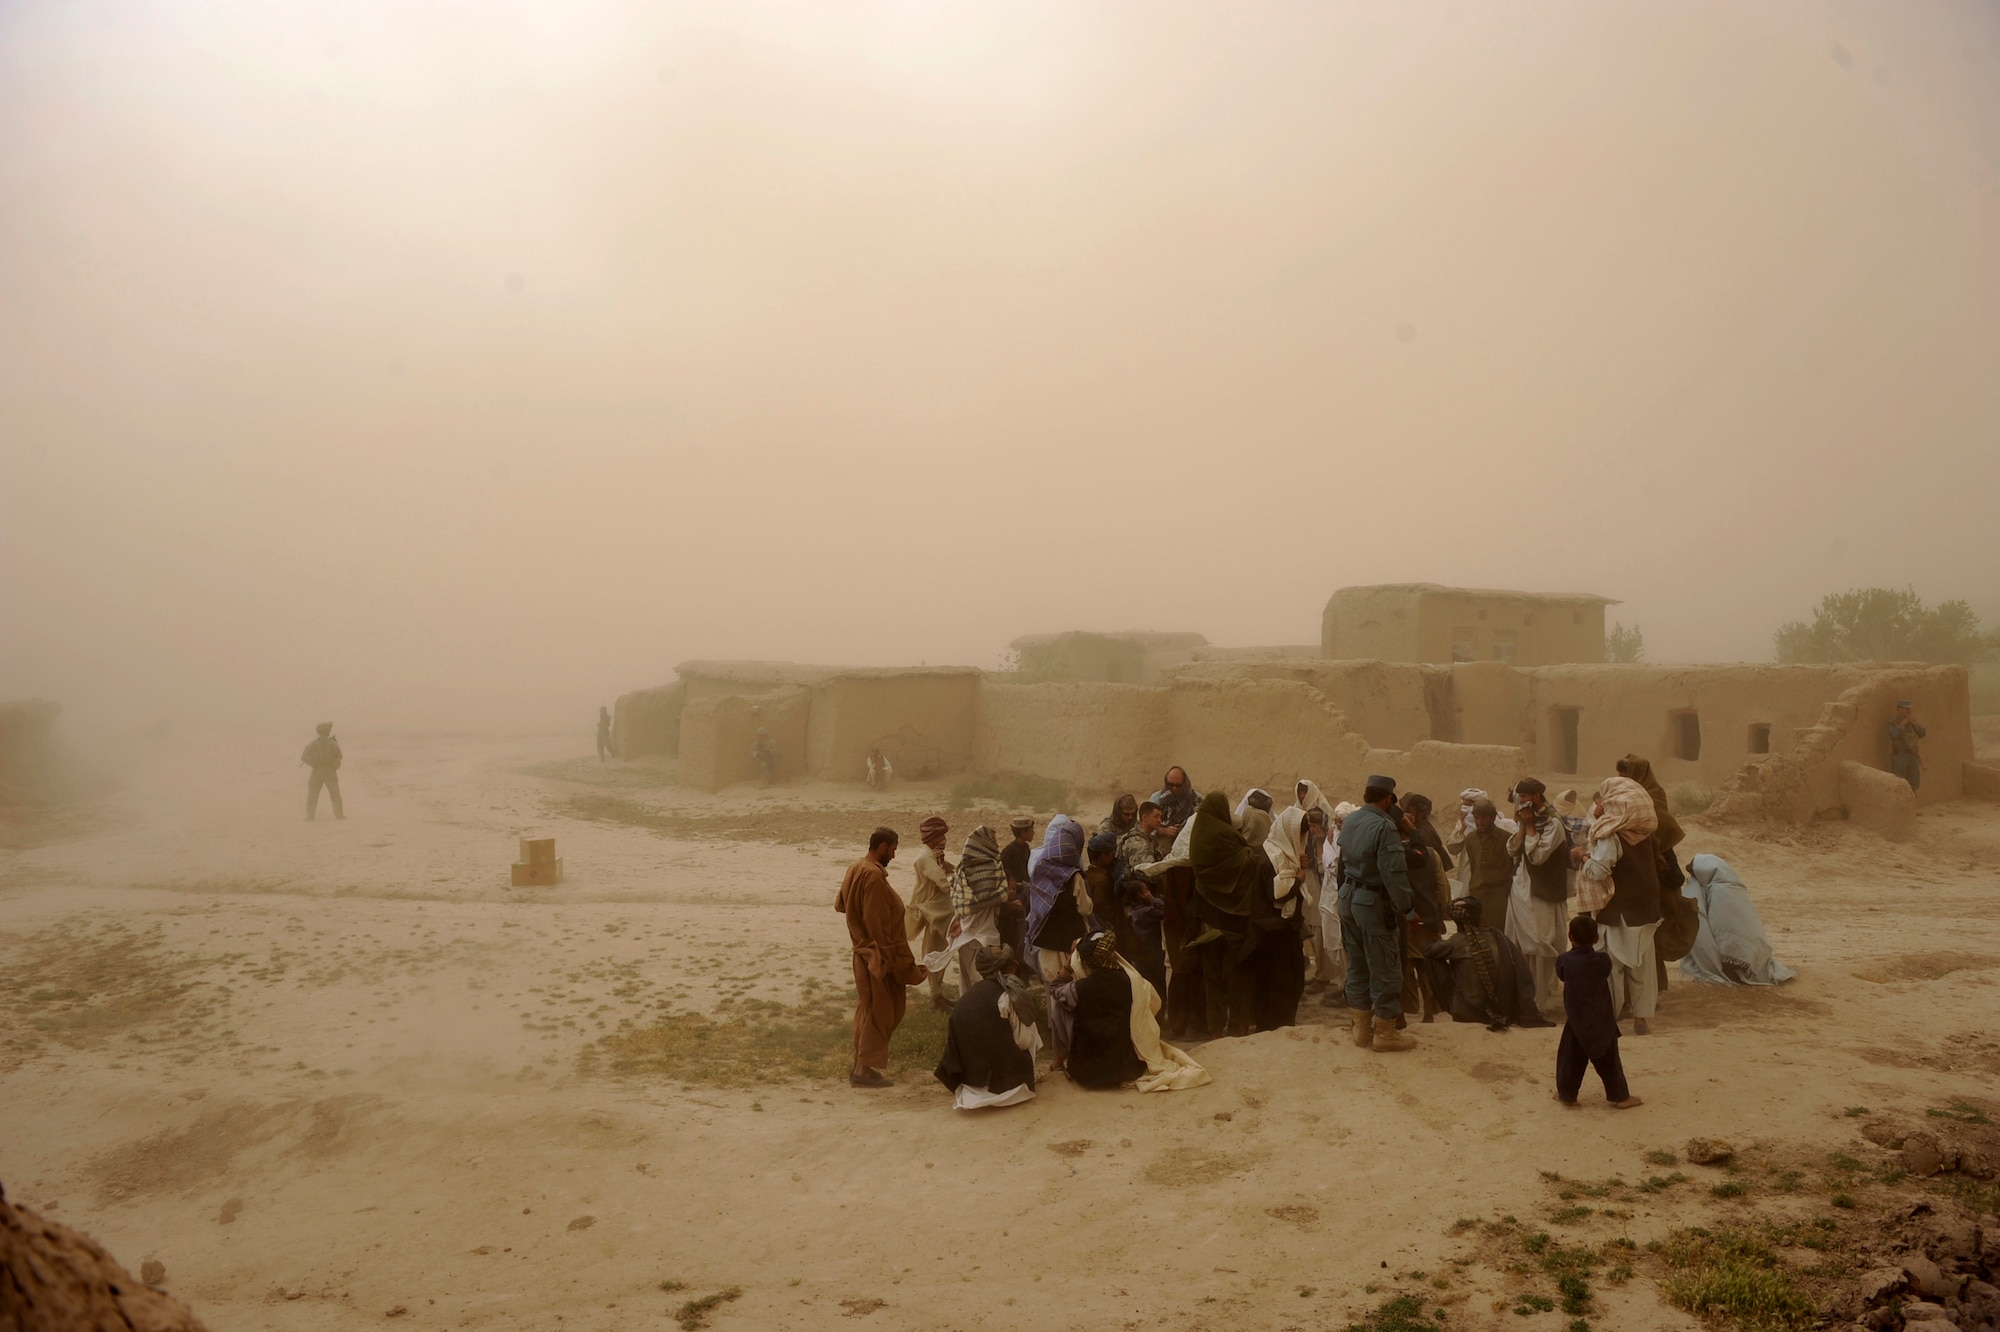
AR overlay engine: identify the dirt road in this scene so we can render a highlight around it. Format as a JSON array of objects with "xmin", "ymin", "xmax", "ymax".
[{"xmin": 3, "ymin": 731, "xmax": 1996, "ymax": 1330}]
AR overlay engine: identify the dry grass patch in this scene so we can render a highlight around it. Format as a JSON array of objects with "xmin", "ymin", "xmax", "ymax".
[
  {"xmin": 0, "ymin": 921, "xmax": 235, "ymax": 1066},
  {"xmin": 586, "ymin": 989, "xmax": 948, "ymax": 1086}
]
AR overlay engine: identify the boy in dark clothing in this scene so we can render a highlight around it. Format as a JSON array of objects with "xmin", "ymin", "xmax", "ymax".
[{"xmin": 1554, "ymin": 915, "xmax": 1642, "ymax": 1108}]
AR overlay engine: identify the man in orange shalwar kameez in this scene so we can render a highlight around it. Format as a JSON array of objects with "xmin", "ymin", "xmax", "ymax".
[{"xmin": 836, "ymin": 827, "xmax": 930, "ymax": 1088}]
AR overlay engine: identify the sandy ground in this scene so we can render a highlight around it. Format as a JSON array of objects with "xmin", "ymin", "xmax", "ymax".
[{"xmin": 3, "ymin": 729, "xmax": 1998, "ymax": 1331}]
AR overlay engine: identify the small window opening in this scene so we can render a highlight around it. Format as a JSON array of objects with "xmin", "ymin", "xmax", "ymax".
[
  {"xmin": 1552, "ymin": 707, "xmax": 1581, "ymax": 774},
  {"xmin": 1672, "ymin": 710, "xmax": 1702, "ymax": 761},
  {"xmin": 1748, "ymin": 723, "xmax": 1771, "ymax": 755},
  {"xmin": 1450, "ymin": 629, "xmax": 1476, "ymax": 663},
  {"xmin": 1492, "ymin": 630, "xmax": 1518, "ymax": 664},
  {"xmin": 1572, "ymin": 610, "xmax": 1582, "ymax": 624}
]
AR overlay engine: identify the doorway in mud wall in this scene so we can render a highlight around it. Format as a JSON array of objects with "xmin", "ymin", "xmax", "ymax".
[{"xmin": 1551, "ymin": 707, "xmax": 1581, "ymax": 774}]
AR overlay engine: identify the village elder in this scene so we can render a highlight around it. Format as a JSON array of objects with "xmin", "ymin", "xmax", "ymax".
[
  {"xmin": 301, "ymin": 722, "xmax": 345, "ymax": 821},
  {"xmin": 1617, "ymin": 753, "xmax": 1698, "ymax": 993},
  {"xmin": 1152, "ymin": 766, "xmax": 1201, "ymax": 839},
  {"xmin": 998, "ymin": 817, "xmax": 1035, "ymax": 956},
  {"xmin": 1458, "ymin": 799, "xmax": 1517, "ymax": 934},
  {"xmin": 1573, "ymin": 777, "xmax": 1663, "ymax": 1035},
  {"xmin": 1255, "ymin": 806, "xmax": 1314, "ymax": 1029},
  {"xmin": 1279, "ymin": 797, "xmax": 1333, "ymax": 993},
  {"xmin": 1294, "ymin": 778, "xmax": 1338, "ymax": 824},
  {"xmin": 1504, "ymin": 778, "xmax": 1572, "ymax": 1018},
  {"xmin": 933, "ymin": 944, "xmax": 1040, "ymax": 1110},
  {"xmin": 1444, "ymin": 788, "xmax": 1500, "ymax": 896},
  {"xmin": 1422, "ymin": 896, "xmax": 1547, "ymax": 1029},
  {"xmin": 1187, "ymin": 791, "xmax": 1270, "ymax": 1039},
  {"xmin": 836, "ymin": 828, "xmax": 929, "ymax": 1088},
  {"xmin": 1403, "ymin": 793, "xmax": 1454, "ymax": 879},
  {"xmin": 1393, "ymin": 799, "xmax": 1447, "ymax": 1026},
  {"xmin": 1315, "ymin": 802, "xmax": 1355, "ymax": 1005},
  {"xmin": 1889, "ymin": 700, "xmax": 1926, "ymax": 790},
  {"xmin": 1555, "ymin": 915, "xmax": 1642, "ymax": 1109},
  {"xmin": 1026, "ymin": 817, "xmax": 1092, "ymax": 1068},
  {"xmin": 922, "ymin": 825, "xmax": 1010, "ymax": 1001},
  {"xmin": 1050, "ymin": 930, "xmax": 1210, "ymax": 1092},
  {"xmin": 1335, "ymin": 776, "xmax": 1416, "ymax": 1051},
  {"xmin": 906, "ymin": 816, "xmax": 957, "ymax": 1012},
  {"xmin": 1129, "ymin": 823, "xmax": 1207, "ymax": 1043},
  {"xmin": 1103, "ymin": 815, "xmax": 1169, "ymax": 1000}
]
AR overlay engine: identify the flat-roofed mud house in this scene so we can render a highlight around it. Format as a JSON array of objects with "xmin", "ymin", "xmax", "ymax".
[
  {"xmin": 1321, "ymin": 583, "xmax": 1614, "ymax": 666},
  {"xmin": 613, "ymin": 585, "xmax": 1991, "ymax": 836}
]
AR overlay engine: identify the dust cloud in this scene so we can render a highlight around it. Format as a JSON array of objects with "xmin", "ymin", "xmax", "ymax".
[{"xmin": 3, "ymin": 0, "xmax": 1998, "ymax": 733}]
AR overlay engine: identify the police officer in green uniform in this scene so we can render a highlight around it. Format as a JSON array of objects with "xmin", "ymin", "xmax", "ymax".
[
  {"xmin": 301, "ymin": 722, "xmax": 344, "ymax": 821},
  {"xmin": 1888, "ymin": 699, "xmax": 1925, "ymax": 791},
  {"xmin": 1335, "ymin": 774, "xmax": 1417, "ymax": 1052}
]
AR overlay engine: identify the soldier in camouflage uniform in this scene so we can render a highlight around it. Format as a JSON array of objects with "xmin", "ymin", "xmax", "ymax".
[{"xmin": 301, "ymin": 722, "xmax": 344, "ymax": 821}]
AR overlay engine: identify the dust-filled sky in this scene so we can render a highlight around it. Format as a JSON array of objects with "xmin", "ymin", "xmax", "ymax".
[{"xmin": 3, "ymin": 1, "xmax": 1998, "ymax": 734}]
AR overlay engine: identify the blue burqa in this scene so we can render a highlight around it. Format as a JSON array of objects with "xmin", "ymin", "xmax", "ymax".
[{"xmin": 1679, "ymin": 854, "xmax": 1796, "ymax": 987}]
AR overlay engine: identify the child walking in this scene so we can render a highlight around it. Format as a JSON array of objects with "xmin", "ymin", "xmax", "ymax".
[{"xmin": 1554, "ymin": 915, "xmax": 1642, "ymax": 1108}]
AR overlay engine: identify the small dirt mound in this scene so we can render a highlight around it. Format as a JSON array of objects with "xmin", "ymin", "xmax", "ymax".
[{"xmin": 1852, "ymin": 951, "xmax": 1997, "ymax": 983}]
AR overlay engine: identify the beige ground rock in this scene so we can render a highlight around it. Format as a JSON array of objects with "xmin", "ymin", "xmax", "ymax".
[
  {"xmin": 1841, "ymin": 760, "xmax": 1918, "ymax": 841},
  {"xmin": 0, "ymin": 1183, "xmax": 208, "ymax": 1331}
]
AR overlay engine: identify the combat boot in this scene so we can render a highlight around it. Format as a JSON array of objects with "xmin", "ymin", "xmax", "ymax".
[
  {"xmin": 1350, "ymin": 1007, "xmax": 1374, "ymax": 1049},
  {"xmin": 1372, "ymin": 1015, "xmax": 1416, "ymax": 1052}
]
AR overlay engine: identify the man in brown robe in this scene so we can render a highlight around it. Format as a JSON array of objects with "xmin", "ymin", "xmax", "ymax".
[
  {"xmin": 836, "ymin": 827, "xmax": 929, "ymax": 1088},
  {"xmin": 1459, "ymin": 798, "xmax": 1516, "ymax": 932}
]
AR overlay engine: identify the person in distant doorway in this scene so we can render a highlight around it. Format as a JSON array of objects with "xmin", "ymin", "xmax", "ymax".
[
  {"xmin": 302, "ymin": 722, "xmax": 344, "ymax": 821},
  {"xmin": 1889, "ymin": 700, "xmax": 1926, "ymax": 790},
  {"xmin": 865, "ymin": 747, "xmax": 893, "ymax": 790},
  {"xmin": 596, "ymin": 706, "xmax": 616, "ymax": 762},
  {"xmin": 835, "ymin": 827, "xmax": 929, "ymax": 1088},
  {"xmin": 906, "ymin": 816, "xmax": 956, "ymax": 1012},
  {"xmin": 751, "ymin": 728, "xmax": 778, "ymax": 787},
  {"xmin": 1152, "ymin": 766, "xmax": 1201, "ymax": 840},
  {"xmin": 1554, "ymin": 915, "xmax": 1642, "ymax": 1109}
]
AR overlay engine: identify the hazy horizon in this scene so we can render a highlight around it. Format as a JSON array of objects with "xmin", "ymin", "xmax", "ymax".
[{"xmin": 4, "ymin": 0, "xmax": 1998, "ymax": 733}]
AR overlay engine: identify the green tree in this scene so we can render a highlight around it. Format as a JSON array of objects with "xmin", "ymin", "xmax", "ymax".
[
  {"xmin": 1606, "ymin": 621, "xmax": 1644, "ymax": 663},
  {"xmin": 1773, "ymin": 587, "xmax": 1997, "ymax": 664}
]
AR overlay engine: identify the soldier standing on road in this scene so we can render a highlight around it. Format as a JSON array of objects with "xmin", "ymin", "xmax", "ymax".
[
  {"xmin": 302, "ymin": 722, "xmax": 344, "ymax": 821},
  {"xmin": 1889, "ymin": 699, "xmax": 1926, "ymax": 790},
  {"xmin": 596, "ymin": 706, "xmax": 617, "ymax": 762},
  {"xmin": 1335, "ymin": 774, "xmax": 1416, "ymax": 1052}
]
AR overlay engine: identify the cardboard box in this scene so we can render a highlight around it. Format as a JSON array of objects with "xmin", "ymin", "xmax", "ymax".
[{"xmin": 510, "ymin": 858, "xmax": 564, "ymax": 887}]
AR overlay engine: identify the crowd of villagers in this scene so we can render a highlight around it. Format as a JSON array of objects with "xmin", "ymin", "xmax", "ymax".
[{"xmin": 834, "ymin": 752, "xmax": 1787, "ymax": 1107}]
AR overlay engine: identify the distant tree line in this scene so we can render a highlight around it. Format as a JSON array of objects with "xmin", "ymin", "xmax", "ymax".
[{"xmin": 1774, "ymin": 587, "xmax": 1998, "ymax": 665}]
